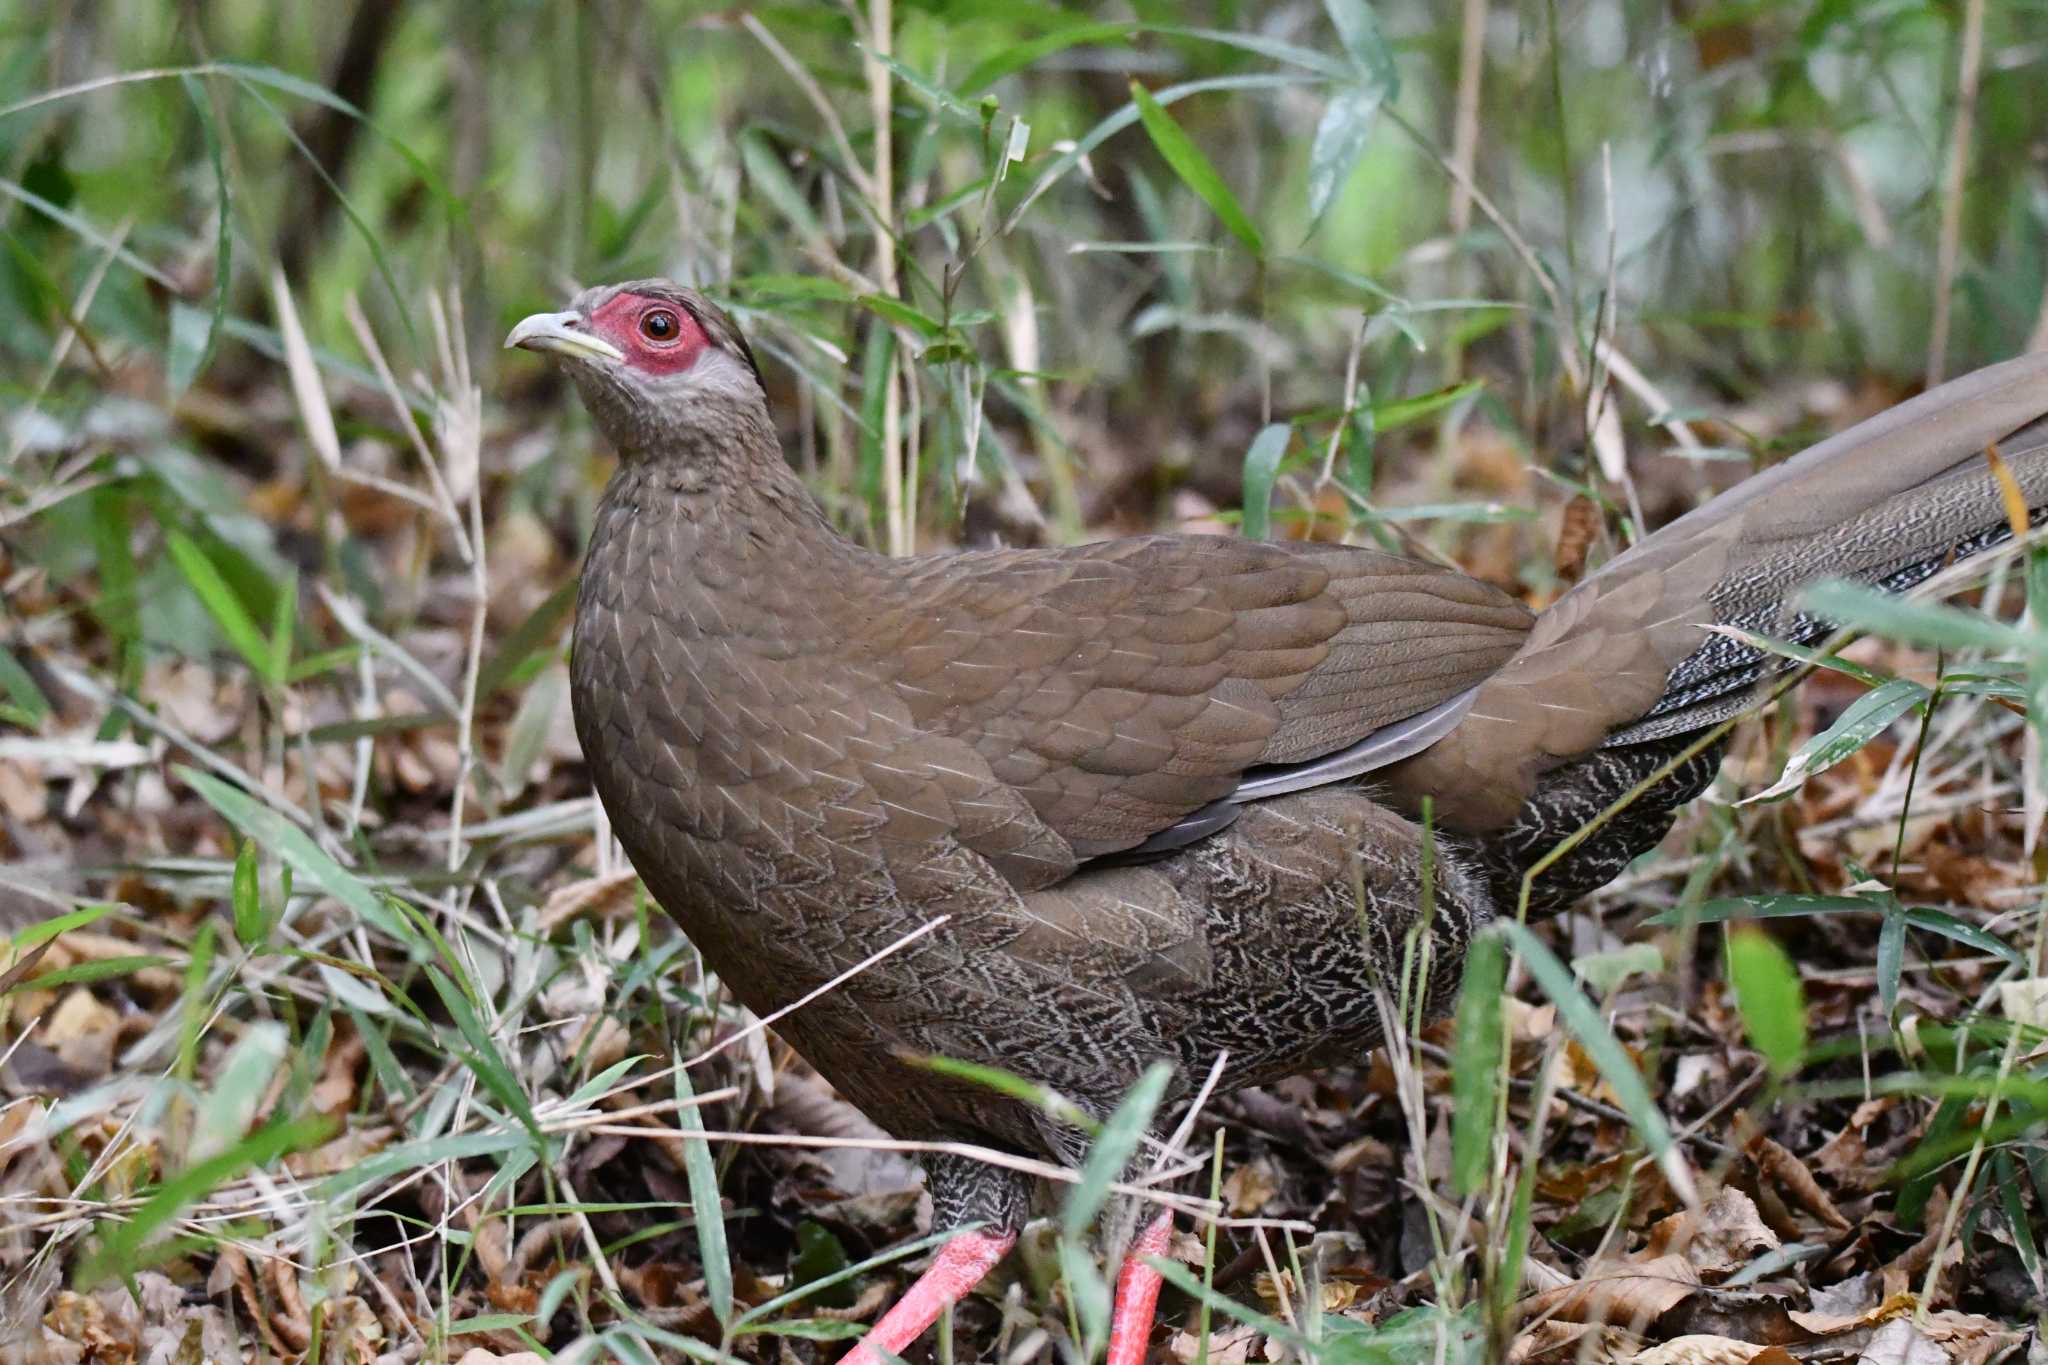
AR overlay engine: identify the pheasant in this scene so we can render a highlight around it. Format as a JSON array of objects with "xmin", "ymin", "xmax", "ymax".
[{"xmin": 507, "ymin": 281, "xmax": 2048, "ymax": 1364}]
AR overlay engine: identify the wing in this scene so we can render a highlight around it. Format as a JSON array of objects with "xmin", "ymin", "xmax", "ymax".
[{"xmin": 867, "ymin": 534, "xmax": 1532, "ymax": 878}]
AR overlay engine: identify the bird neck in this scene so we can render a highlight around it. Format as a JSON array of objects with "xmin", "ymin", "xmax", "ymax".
[
  {"xmin": 604, "ymin": 399, "xmax": 853, "ymax": 551},
  {"xmin": 585, "ymin": 407, "xmax": 877, "ymax": 621}
]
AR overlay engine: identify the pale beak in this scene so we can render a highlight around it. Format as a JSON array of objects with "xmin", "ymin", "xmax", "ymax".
[{"xmin": 504, "ymin": 310, "xmax": 625, "ymax": 363}]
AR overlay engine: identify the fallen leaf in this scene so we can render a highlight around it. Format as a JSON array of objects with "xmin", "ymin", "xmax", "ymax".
[
  {"xmin": 1222, "ymin": 1159, "xmax": 1280, "ymax": 1216},
  {"xmin": 1644, "ymin": 1188, "xmax": 1779, "ymax": 1277},
  {"xmin": 1517, "ymin": 1253, "xmax": 1701, "ymax": 1329},
  {"xmin": 1633, "ymin": 1334, "xmax": 1768, "ymax": 1365},
  {"xmin": 1855, "ymin": 1317, "xmax": 1945, "ymax": 1365},
  {"xmin": 1746, "ymin": 1133, "xmax": 1851, "ymax": 1232}
]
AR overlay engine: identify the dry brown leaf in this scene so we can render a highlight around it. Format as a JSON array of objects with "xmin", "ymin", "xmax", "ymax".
[
  {"xmin": 312, "ymin": 1028, "xmax": 367, "ymax": 1115},
  {"xmin": 268, "ymin": 1253, "xmax": 312, "ymax": 1351},
  {"xmin": 1253, "ymin": 1268, "xmax": 1356, "ymax": 1314},
  {"xmin": 456, "ymin": 1352, "xmax": 548, "ymax": 1365},
  {"xmin": 1786, "ymin": 1290, "xmax": 1918, "ymax": 1335},
  {"xmin": 1746, "ymin": 1133, "xmax": 1851, "ymax": 1232},
  {"xmin": 1222, "ymin": 1158, "xmax": 1280, "ymax": 1216},
  {"xmin": 1921, "ymin": 841, "xmax": 2019, "ymax": 908},
  {"xmin": 1633, "ymin": 1334, "xmax": 1770, "ymax": 1365},
  {"xmin": 1170, "ymin": 1323, "xmax": 1261, "ymax": 1364},
  {"xmin": 42, "ymin": 1291, "xmax": 131, "ymax": 1365},
  {"xmin": 1855, "ymin": 1317, "xmax": 1946, "ymax": 1365},
  {"xmin": 1644, "ymin": 1188, "xmax": 1778, "ymax": 1277},
  {"xmin": 539, "ymin": 868, "xmax": 642, "ymax": 934},
  {"xmin": 41, "ymin": 988, "xmax": 119, "ymax": 1080},
  {"xmin": 1554, "ymin": 494, "xmax": 1600, "ymax": 583},
  {"xmin": 1517, "ymin": 1252, "xmax": 1701, "ymax": 1329},
  {"xmin": 1921, "ymin": 1312, "xmax": 2026, "ymax": 1365},
  {"xmin": 1507, "ymin": 1320, "xmax": 1642, "ymax": 1365}
]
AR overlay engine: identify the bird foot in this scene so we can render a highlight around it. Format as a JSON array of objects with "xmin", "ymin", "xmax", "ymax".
[
  {"xmin": 836, "ymin": 1226, "xmax": 1017, "ymax": 1365},
  {"xmin": 1105, "ymin": 1210, "xmax": 1175, "ymax": 1365}
]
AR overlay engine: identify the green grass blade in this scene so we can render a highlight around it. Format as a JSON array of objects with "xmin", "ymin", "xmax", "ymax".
[
  {"xmin": 181, "ymin": 767, "xmax": 407, "ymax": 940},
  {"xmin": 1451, "ymin": 928, "xmax": 1506, "ymax": 1195},
  {"xmin": 1497, "ymin": 922, "xmax": 1689, "ymax": 1200},
  {"xmin": 76, "ymin": 1112, "xmax": 333, "ymax": 1288},
  {"xmin": 675, "ymin": 1056, "xmax": 734, "ymax": 1326}
]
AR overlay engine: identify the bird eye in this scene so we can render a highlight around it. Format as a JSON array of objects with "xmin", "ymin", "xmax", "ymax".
[{"xmin": 640, "ymin": 309, "xmax": 681, "ymax": 343}]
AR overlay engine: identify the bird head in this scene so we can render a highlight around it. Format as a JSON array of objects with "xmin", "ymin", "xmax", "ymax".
[{"xmin": 505, "ymin": 280, "xmax": 765, "ymax": 456}]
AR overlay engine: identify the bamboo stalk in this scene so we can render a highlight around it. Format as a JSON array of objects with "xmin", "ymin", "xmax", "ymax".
[{"xmin": 1927, "ymin": 0, "xmax": 1986, "ymax": 386}]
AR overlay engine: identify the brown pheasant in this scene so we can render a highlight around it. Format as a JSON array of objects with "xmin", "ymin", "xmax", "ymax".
[{"xmin": 508, "ymin": 281, "xmax": 2048, "ymax": 1364}]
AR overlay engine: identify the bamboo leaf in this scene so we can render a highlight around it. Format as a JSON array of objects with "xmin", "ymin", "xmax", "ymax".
[
  {"xmin": 1726, "ymin": 926, "xmax": 1805, "ymax": 1077},
  {"xmin": 1306, "ymin": 86, "xmax": 1382, "ymax": 225},
  {"xmin": 1128, "ymin": 81, "xmax": 1264, "ymax": 255},
  {"xmin": 1239, "ymin": 423, "xmax": 1293, "ymax": 541}
]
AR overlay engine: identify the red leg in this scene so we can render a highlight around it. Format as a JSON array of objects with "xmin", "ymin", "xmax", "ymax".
[
  {"xmin": 1105, "ymin": 1211, "xmax": 1174, "ymax": 1365},
  {"xmin": 837, "ymin": 1227, "xmax": 1017, "ymax": 1365}
]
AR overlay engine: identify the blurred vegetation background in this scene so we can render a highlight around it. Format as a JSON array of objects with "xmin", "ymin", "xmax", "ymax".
[{"xmin": 5, "ymin": 1, "xmax": 2048, "ymax": 1362}]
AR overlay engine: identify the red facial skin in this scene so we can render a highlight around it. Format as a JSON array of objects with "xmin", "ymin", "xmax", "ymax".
[{"xmin": 587, "ymin": 291, "xmax": 711, "ymax": 375}]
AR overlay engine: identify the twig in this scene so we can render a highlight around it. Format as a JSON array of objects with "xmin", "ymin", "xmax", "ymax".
[
  {"xmin": 7, "ymin": 214, "xmax": 131, "ymax": 464},
  {"xmin": 341, "ymin": 294, "xmax": 473, "ymax": 561},
  {"xmin": 685, "ymin": 915, "xmax": 951, "ymax": 1068}
]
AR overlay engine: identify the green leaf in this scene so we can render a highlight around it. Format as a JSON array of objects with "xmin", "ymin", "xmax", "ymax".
[
  {"xmin": 910, "ymin": 1053, "xmax": 1099, "ymax": 1135},
  {"xmin": 1306, "ymin": 86, "xmax": 1383, "ymax": 225},
  {"xmin": 1372, "ymin": 380, "xmax": 1486, "ymax": 431},
  {"xmin": 165, "ymin": 528, "xmax": 279, "ymax": 685},
  {"xmin": 1497, "ymin": 922, "xmax": 1685, "ymax": 1194},
  {"xmin": 752, "ymin": 1319, "xmax": 867, "ymax": 1341},
  {"xmin": 313, "ymin": 1130, "xmax": 528, "ymax": 1199},
  {"xmin": 231, "ymin": 838, "xmax": 265, "ymax": 948},
  {"xmin": 1740, "ymin": 677, "xmax": 1929, "ymax": 804},
  {"xmin": 1450, "ymin": 929, "xmax": 1505, "ymax": 1196},
  {"xmin": 446, "ymin": 1314, "xmax": 534, "ymax": 1336},
  {"xmin": 739, "ymin": 129, "xmax": 827, "ymax": 248},
  {"xmin": 165, "ymin": 301, "xmax": 214, "ymax": 398},
  {"xmin": 180, "ymin": 72, "xmax": 231, "ymax": 395},
  {"xmin": 1006, "ymin": 74, "xmax": 1306, "ymax": 236},
  {"xmin": 1799, "ymin": 579, "xmax": 2032, "ymax": 656},
  {"xmin": 1725, "ymin": 926, "xmax": 1805, "ymax": 1077},
  {"xmin": 1877, "ymin": 901, "xmax": 1905, "ymax": 1017},
  {"xmin": 180, "ymin": 767, "xmax": 406, "ymax": 940},
  {"xmin": 675, "ymin": 1057, "xmax": 733, "ymax": 1326},
  {"xmin": 956, "ymin": 22, "xmax": 1136, "ymax": 96},
  {"xmin": 475, "ymin": 576, "xmax": 576, "ymax": 700},
  {"xmin": 76, "ymin": 1112, "xmax": 333, "ymax": 1287},
  {"xmin": 1128, "ymin": 81, "xmax": 1264, "ymax": 256},
  {"xmin": 1903, "ymin": 907, "xmax": 2025, "ymax": 969},
  {"xmin": 857, "ymin": 293, "xmax": 946, "ymax": 339},
  {"xmin": 424, "ymin": 964, "xmax": 541, "ymax": 1139},
  {"xmin": 1062, "ymin": 1062, "xmax": 1173, "ymax": 1240},
  {"xmin": 1667, "ymin": 893, "xmax": 1880, "ymax": 925},
  {"xmin": 7, "ymin": 956, "xmax": 173, "ymax": 993},
  {"xmin": 1573, "ymin": 942, "xmax": 1664, "ymax": 997},
  {"xmin": 497, "ymin": 664, "xmax": 567, "ymax": 800},
  {"xmin": 0, "ymin": 646, "xmax": 50, "ymax": 727},
  {"xmin": 1238, "ymin": 423, "xmax": 1293, "ymax": 541},
  {"xmin": 1323, "ymin": 0, "xmax": 1399, "ymax": 90},
  {"xmin": 192, "ymin": 1022, "xmax": 288, "ymax": 1162},
  {"xmin": 12, "ymin": 903, "xmax": 116, "ymax": 952}
]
